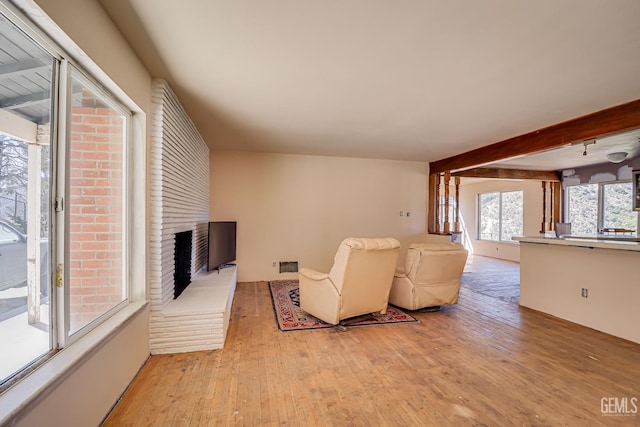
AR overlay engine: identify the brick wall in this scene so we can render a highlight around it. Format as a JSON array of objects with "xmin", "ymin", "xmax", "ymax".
[
  {"xmin": 149, "ymin": 79, "xmax": 210, "ymax": 353},
  {"xmin": 149, "ymin": 80, "xmax": 209, "ymax": 312},
  {"xmin": 68, "ymin": 90, "xmax": 125, "ymax": 331}
]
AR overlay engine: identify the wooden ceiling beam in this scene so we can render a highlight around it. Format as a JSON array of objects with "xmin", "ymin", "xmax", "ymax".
[
  {"xmin": 451, "ymin": 167, "xmax": 561, "ymax": 181},
  {"xmin": 429, "ymin": 98, "xmax": 640, "ymax": 175}
]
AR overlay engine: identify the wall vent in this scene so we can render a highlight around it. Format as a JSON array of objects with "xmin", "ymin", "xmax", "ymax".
[{"xmin": 279, "ymin": 261, "xmax": 298, "ymax": 273}]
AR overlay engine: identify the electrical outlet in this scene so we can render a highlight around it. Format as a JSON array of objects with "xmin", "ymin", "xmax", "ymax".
[
  {"xmin": 406, "ymin": 211, "xmax": 411, "ymax": 217},
  {"xmin": 272, "ymin": 262, "xmax": 276, "ymax": 267},
  {"xmin": 399, "ymin": 211, "xmax": 403, "ymax": 217},
  {"xmin": 581, "ymin": 288, "xmax": 588, "ymax": 298}
]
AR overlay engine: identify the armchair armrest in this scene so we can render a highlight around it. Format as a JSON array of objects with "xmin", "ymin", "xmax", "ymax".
[
  {"xmin": 394, "ymin": 267, "xmax": 407, "ymax": 278},
  {"xmin": 299, "ymin": 267, "xmax": 340, "ymax": 324},
  {"xmin": 299, "ymin": 267, "xmax": 330, "ymax": 281}
]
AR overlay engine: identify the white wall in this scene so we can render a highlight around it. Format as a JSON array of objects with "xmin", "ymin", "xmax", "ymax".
[
  {"xmin": 33, "ymin": 0, "xmax": 151, "ymax": 111},
  {"xmin": 210, "ymin": 151, "xmax": 429, "ymax": 282},
  {"xmin": 9, "ymin": 310, "xmax": 150, "ymax": 426},
  {"xmin": 458, "ymin": 179, "xmax": 543, "ymax": 262},
  {"xmin": 520, "ymin": 242, "xmax": 640, "ymax": 344},
  {"xmin": 562, "ymin": 155, "xmax": 640, "ymax": 186}
]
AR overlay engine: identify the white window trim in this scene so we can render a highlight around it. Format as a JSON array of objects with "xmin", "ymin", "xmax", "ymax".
[
  {"xmin": 58, "ymin": 64, "xmax": 133, "ymax": 346},
  {"xmin": 0, "ymin": 0, "xmax": 147, "ymax": 417}
]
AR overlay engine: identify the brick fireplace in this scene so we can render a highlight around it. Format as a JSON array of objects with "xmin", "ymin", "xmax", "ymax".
[
  {"xmin": 173, "ymin": 230, "xmax": 193, "ymax": 299},
  {"xmin": 148, "ymin": 80, "xmax": 210, "ymax": 353}
]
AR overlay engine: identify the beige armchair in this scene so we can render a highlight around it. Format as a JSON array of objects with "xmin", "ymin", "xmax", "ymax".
[
  {"xmin": 299, "ymin": 237, "xmax": 401, "ymax": 325},
  {"xmin": 389, "ymin": 242, "xmax": 468, "ymax": 310}
]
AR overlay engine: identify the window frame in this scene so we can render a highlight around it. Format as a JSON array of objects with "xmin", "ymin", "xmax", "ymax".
[
  {"xmin": 477, "ymin": 190, "xmax": 524, "ymax": 243},
  {"xmin": 0, "ymin": 1, "xmax": 140, "ymax": 390},
  {"xmin": 0, "ymin": 7, "xmax": 61, "ymax": 389},
  {"xmin": 58, "ymin": 64, "xmax": 132, "ymax": 346},
  {"xmin": 565, "ymin": 180, "xmax": 639, "ymax": 233}
]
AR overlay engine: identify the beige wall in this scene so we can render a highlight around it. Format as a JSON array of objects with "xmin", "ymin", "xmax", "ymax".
[
  {"xmin": 34, "ymin": 0, "xmax": 151, "ymax": 111},
  {"xmin": 458, "ymin": 179, "xmax": 543, "ymax": 262},
  {"xmin": 4, "ymin": 1, "xmax": 152, "ymax": 425},
  {"xmin": 210, "ymin": 151, "xmax": 429, "ymax": 282},
  {"xmin": 12, "ymin": 308, "xmax": 150, "ymax": 426}
]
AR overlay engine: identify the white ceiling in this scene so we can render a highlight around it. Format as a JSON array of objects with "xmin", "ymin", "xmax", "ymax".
[
  {"xmin": 99, "ymin": 0, "xmax": 640, "ymax": 164},
  {"xmin": 489, "ymin": 129, "xmax": 640, "ymax": 171}
]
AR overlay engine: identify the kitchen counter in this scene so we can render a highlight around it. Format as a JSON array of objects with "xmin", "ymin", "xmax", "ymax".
[
  {"xmin": 515, "ymin": 236, "xmax": 640, "ymax": 344},
  {"xmin": 513, "ymin": 235, "xmax": 640, "ymax": 252}
]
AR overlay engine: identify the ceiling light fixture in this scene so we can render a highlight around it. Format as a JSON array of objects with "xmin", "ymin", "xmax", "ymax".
[{"xmin": 606, "ymin": 152, "xmax": 628, "ymax": 163}]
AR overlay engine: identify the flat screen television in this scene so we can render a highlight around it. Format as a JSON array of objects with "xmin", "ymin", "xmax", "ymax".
[{"xmin": 207, "ymin": 221, "xmax": 237, "ymax": 271}]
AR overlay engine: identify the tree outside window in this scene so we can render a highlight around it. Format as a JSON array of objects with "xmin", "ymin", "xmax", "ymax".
[
  {"xmin": 567, "ymin": 184, "xmax": 598, "ymax": 235},
  {"xmin": 567, "ymin": 182, "xmax": 638, "ymax": 234}
]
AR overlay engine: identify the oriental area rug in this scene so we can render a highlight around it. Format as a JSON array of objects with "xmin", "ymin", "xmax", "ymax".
[{"xmin": 268, "ymin": 280, "xmax": 418, "ymax": 332}]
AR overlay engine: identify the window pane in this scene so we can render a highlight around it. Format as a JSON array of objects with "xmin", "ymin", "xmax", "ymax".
[
  {"xmin": 567, "ymin": 184, "xmax": 598, "ymax": 235},
  {"xmin": 500, "ymin": 191, "xmax": 523, "ymax": 241},
  {"xmin": 603, "ymin": 182, "xmax": 638, "ymax": 230},
  {"xmin": 439, "ymin": 195, "xmax": 456, "ymax": 232},
  {"xmin": 0, "ymin": 14, "xmax": 53, "ymax": 384},
  {"xmin": 68, "ymin": 71, "xmax": 127, "ymax": 334},
  {"xmin": 479, "ymin": 192, "xmax": 499, "ymax": 240}
]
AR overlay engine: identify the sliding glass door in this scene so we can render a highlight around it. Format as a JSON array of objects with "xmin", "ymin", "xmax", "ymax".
[
  {"xmin": 0, "ymin": 12, "xmax": 55, "ymax": 384},
  {"xmin": 0, "ymin": 5, "xmax": 133, "ymax": 389}
]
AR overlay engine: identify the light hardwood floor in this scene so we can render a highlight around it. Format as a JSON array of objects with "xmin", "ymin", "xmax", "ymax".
[{"xmin": 104, "ymin": 257, "xmax": 640, "ymax": 426}]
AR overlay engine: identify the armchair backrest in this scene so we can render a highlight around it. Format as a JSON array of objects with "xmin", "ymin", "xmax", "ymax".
[
  {"xmin": 329, "ymin": 237, "xmax": 400, "ymax": 314},
  {"xmin": 405, "ymin": 242, "xmax": 468, "ymax": 285}
]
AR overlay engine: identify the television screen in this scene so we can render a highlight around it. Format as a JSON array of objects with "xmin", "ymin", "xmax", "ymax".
[{"xmin": 207, "ymin": 221, "xmax": 237, "ymax": 271}]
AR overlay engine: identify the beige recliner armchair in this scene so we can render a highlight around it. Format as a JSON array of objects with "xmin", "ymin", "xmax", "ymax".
[
  {"xmin": 389, "ymin": 242, "xmax": 468, "ymax": 310},
  {"xmin": 299, "ymin": 237, "xmax": 401, "ymax": 325}
]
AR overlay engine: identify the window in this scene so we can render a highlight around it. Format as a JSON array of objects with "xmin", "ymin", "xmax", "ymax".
[
  {"xmin": 602, "ymin": 182, "xmax": 637, "ymax": 230},
  {"xmin": 438, "ymin": 195, "xmax": 457, "ymax": 232},
  {"xmin": 566, "ymin": 184, "xmax": 598, "ymax": 234},
  {"xmin": 566, "ymin": 181, "xmax": 638, "ymax": 234},
  {"xmin": 478, "ymin": 191, "xmax": 523, "ymax": 241},
  {"xmin": 0, "ymin": 8, "xmax": 132, "ymax": 387},
  {"xmin": 67, "ymin": 69, "xmax": 128, "ymax": 335},
  {"xmin": 0, "ymin": 13, "xmax": 55, "ymax": 386},
  {"xmin": 479, "ymin": 193, "xmax": 499, "ymax": 240}
]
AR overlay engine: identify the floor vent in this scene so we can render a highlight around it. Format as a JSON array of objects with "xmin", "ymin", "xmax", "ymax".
[{"xmin": 279, "ymin": 261, "xmax": 298, "ymax": 273}]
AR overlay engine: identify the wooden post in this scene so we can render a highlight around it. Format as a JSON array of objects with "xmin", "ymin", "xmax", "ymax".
[
  {"xmin": 541, "ymin": 181, "xmax": 547, "ymax": 234},
  {"xmin": 454, "ymin": 176, "xmax": 461, "ymax": 233},
  {"xmin": 435, "ymin": 174, "xmax": 442, "ymax": 234},
  {"xmin": 549, "ymin": 183, "xmax": 554, "ymax": 231},
  {"xmin": 428, "ymin": 173, "xmax": 437, "ymax": 234},
  {"xmin": 443, "ymin": 171, "xmax": 451, "ymax": 234},
  {"xmin": 27, "ymin": 141, "xmax": 42, "ymax": 324},
  {"xmin": 552, "ymin": 182, "xmax": 562, "ymax": 229}
]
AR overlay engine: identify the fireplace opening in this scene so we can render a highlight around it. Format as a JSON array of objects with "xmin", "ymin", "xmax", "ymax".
[{"xmin": 174, "ymin": 230, "xmax": 193, "ymax": 299}]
